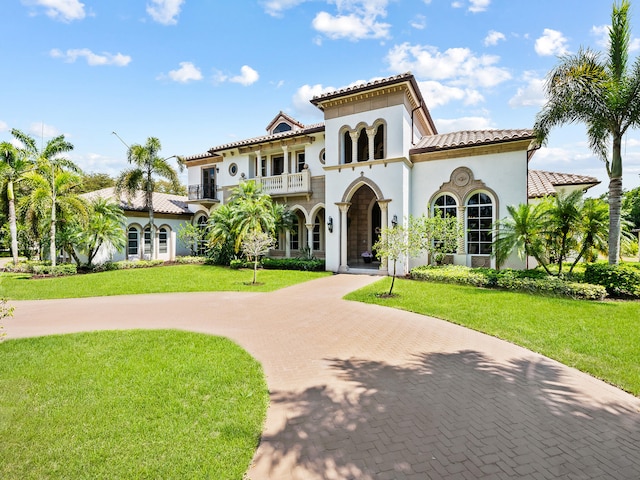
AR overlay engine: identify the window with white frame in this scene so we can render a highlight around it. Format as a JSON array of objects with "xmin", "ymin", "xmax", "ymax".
[
  {"xmin": 159, "ymin": 227, "xmax": 168, "ymax": 254},
  {"xmin": 466, "ymin": 193, "xmax": 493, "ymax": 255},
  {"xmin": 127, "ymin": 227, "xmax": 138, "ymax": 256},
  {"xmin": 433, "ymin": 194, "xmax": 458, "ymax": 253},
  {"xmin": 313, "ymin": 213, "xmax": 323, "ymax": 251},
  {"xmin": 290, "ymin": 219, "xmax": 299, "ymax": 251},
  {"xmin": 343, "ymin": 130, "xmax": 353, "ymax": 164},
  {"xmin": 144, "ymin": 228, "xmax": 151, "ymax": 255},
  {"xmin": 272, "ymin": 155, "xmax": 284, "ymax": 175},
  {"xmin": 297, "ymin": 152, "xmax": 306, "ymax": 172}
]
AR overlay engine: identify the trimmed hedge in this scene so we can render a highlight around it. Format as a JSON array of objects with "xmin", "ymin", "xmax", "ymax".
[
  {"xmin": 93, "ymin": 259, "xmax": 165, "ymax": 272},
  {"xmin": 3, "ymin": 261, "xmax": 77, "ymax": 276},
  {"xmin": 262, "ymin": 257, "xmax": 326, "ymax": 272},
  {"xmin": 584, "ymin": 263, "xmax": 640, "ymax": 299},
  {"xmin": 174, "ymin": 256, "xmax": 206, "ymax": 265},
  {"xmin": 411, "ymin": 265, "xmax": 607, "ymax": 301}
]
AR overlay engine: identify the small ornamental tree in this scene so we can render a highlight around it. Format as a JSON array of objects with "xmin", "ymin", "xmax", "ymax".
[
  {"xmin": 177, "ymin": 223, "xmax": 203, "ymax": 256},
  {"xmin": 241, "ymin": 229, "xmax": 275, "ymax": 284}
]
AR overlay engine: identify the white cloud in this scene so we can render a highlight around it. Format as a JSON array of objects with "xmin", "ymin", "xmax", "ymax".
[
  {"xmin": 484, "ymin": 30, "xmax": 505, "ymax": 47},
  {"xmin": 29, "ymin": 122, "xmax": 60, "ymax": 138},
  {"xmin": 387, "ymin": 42, "xmax": 511, "ymax": 89},
  {"xmin": 165, "ymin": 62, "xmax": 203, "ymax": 83},
  {"xmin": 535, "ymin": 28, "xmax": 569, "ymax": 56},
  {"xmin": 468, "ymin": 0, "xmax": 490, "ymax": 13},
  {"xmin": 292, "ymin": 83, "xmax": 337, "ymax": 116},
  {"xmin": 417, "ymin": 81, "xmax": 483, "ymax": 108},
  {"xmin": 229, "ymin": 65, "xmax": 260, "ymax": 86},
  {"xmin": 22, "ymin": 0, "xmax": 85, "ymax": 22},
  {"xmin": 509, "ymin": 72, "xmax": 546, "ymax": 108},
  {"xmin": 262, "ymin": 0, "xmax": 307, "ymax": 17},
  {"xmin": 312, "ymin": 11, "xmax": 390, "ymax": 40},
  {"xmin": 146, "ymin": 0, "xmax": 185, "ymax": 25},
  {"xmin": 0, "ymin": 121, "xmax": 8, "ymax": 132},
  {"xmin": 592, "ymin": 24, "xmax": 640, "ymax": 53},
  {"xmin": 410, "ymin": 14, "xmax": 426, "ymax": 30},
  {"xmin": 50, "ymin": 48, "xmax": 132, "ymax": 66},
  {"xmin": 435, "ymin": 116, "xmax": 495, "ymax": 133}
]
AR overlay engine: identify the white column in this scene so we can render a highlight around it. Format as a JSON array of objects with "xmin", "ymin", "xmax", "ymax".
[
  {"xmin": 305, "ymin": 223, "xmax": 314, "ymax": 257},
  {"xmin": 349, "ymin": 131, "xmax": 359, "ymax": 164},
  {"xmin": 285, "ymin": 229, "xmax": 291, "ymax": 258},
  {"xmin": 337, "ymin": 202, "xmax": 350, "ymax": 272},
  {"xmin": 255, "ymin": 150, "xmax": 262, "ymax": 178},
  {"xmin": 170, "ymin": 231, "xmax": 177, "ymax": 261},
  {"xmin": 366, "ymin": 127, "xmax": 376, "ymax": 162},
  {"xmin": 282, "ymin": 146, "xmax": 289, "ymax": 174},
  {"xmin": 378, "ymin": 199, "xmax": 391, "ymax": 272}
]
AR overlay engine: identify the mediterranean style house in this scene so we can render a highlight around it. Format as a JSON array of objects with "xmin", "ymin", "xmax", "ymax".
[{"xmin": 183, "ymin": 72, "xmax": 598, "ymax": 274}]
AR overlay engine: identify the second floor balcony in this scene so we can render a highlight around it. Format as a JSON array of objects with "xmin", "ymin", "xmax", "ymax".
[
  {"xmin": 188, "ymin": 183, "xmax": 218, "ymax": 204},
  {"xmin": 256, "ymin": 169, "xmax": 311, "ymax": 197}
]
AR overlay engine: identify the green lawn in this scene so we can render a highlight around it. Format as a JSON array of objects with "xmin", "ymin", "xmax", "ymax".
[
  {"xmin": 346, "ymin": 277, "xmax": 640, "ymax": 396},
  {"xmin": 0, "ymin": 330, "xmax": 268, "ymax": 479},
  {"xmin": 0, "ymin": 264, "xmax": 331, "ymax": 300}
]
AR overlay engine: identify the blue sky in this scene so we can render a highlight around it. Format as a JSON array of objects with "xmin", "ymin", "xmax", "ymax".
[{"xmin": 2, "ymin": 0, "xmax": 640, "ymax": 197}]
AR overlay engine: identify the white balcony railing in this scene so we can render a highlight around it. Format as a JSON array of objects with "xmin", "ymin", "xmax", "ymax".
[{"xmin": 256, "ymin": 170, "xmax": 311, "ymax": 196}]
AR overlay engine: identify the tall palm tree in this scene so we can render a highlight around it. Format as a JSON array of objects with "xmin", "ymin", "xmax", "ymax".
[
  {"xmin": 115, "ymin": 137, "xmax": 183, "ymax": 259},
  {"xmin": 534, "ymin": 0, "xmax": 640, "ymax": 265},
  {"xmin": 20, "ymin": 168, "xmax": 88, "ymax": 264},
  {"xmin": 0, "ymin": 141, "xmax": 31, "ymax": 265},
  {"xmin": 11, "ymin": 129, "xmax": 78, "ymax": 266}
]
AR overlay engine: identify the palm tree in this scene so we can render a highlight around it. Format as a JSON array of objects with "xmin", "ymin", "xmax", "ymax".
[
  {"xmin": 534, "ymin": 0, "xmax": 640, "ymax": 265},
  {"xmin": 20, "ymin": 168, "xmax": 88, "ymax": 264},
  {"xmin": 11, "ymin": 129, "xmax": 78, "ymax": 266},
  {"xmin": 82, "ymin": 198, "xmax": 127, "ymax": 266},
  {"xmin": 0, "ymin": 141, "xmax": 32, "ymax": 265},
  {"xmin": 492, "ymin": 202, "xmax": 551, "ymax": 274},
  {"xmin": 115, "ymin": 137, "xmax": 183, "ymax": 259},
  {"xmin": 545, "ymin": 190, "xmax": 583, "ymax": 274},
  {"xmin": 570, "ymin": 197, "xmax": 610, "ymax": 271}
]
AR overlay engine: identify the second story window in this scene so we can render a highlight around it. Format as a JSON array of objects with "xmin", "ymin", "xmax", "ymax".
[
  {"xmin": 343, "ymin": 131, "xmax": 352, "ymax": 164},
  {"xmin": 272, "ymin": 156, "xmax": 284, "ymax": 175},
  {"xmin": 297, "ymin": 152, "xmax": 306, "ymax": 172}
]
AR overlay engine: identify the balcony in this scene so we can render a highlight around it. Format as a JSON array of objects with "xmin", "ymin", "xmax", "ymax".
[
  {"xmin": 256, "ymin": 170, "xmax": 311, "ymax": 197},
  {"xmin": 187, "ymin": 183, "xmax": 219, "ymax": 205}
]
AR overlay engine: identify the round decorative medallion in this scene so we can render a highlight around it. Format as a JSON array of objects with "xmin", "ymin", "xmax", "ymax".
[
  {"xmin": 229, "ymin": 163, "xmax": 238, "ymax": 176},
  {"xmin": 453, "ymin": 169, "xmax": 471, "ymax": 187},
  {"xmin": 319, "ymin": 148, "xmax": 326, "ymax": 165}
]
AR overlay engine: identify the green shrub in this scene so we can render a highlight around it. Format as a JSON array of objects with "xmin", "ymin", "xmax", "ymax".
[
  {"xmin": 411, "ymin": 265, "xmax": 607, "ymax": 300},
  {"xmin": 174, "ymin": 256, "xmax": 206, "ymax": 265},
  {"xmin": 411, "ymin": 265, "xmax": 490, "ymax": 287},
  {"xmin": 584, "ymin": 263, "xmax": 640, "ymax": 299},
  {"xmin": 229, "ymin": 259, "xmax": 245, "ymax": 269},
  {"xmin": 3, "ymin": 261, "xmax": 76, "ymax": 276},
  {"xmin": 93, "ymin": 259, "xmax": 164, "ymax": 272},
  {"xmin": 261, "ymin": 257, "xmax": 326, "ymax": 272}
]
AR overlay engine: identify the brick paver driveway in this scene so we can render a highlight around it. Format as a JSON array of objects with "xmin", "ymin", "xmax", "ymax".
[{"xmin": 6, "ymin": 274, "xmax": 640, "ymax": 479}]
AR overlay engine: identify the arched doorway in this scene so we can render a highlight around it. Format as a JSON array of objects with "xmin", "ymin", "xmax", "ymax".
[{"xmin": 347, "ymin": 184, "xmax": 381, "ymax": 266}]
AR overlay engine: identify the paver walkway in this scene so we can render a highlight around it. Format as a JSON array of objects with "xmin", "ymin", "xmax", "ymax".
[{"xmin": 5, "ymin": 274, "xmax": 640, "ymax": 479}]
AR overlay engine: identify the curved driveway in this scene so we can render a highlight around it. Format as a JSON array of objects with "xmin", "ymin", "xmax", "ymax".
[{"xmin": 6, "ymin": 274, "xmax": 640, "ymax": 479}]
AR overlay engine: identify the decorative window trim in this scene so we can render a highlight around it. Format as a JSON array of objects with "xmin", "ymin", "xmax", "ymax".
[{"xmin": 229, "ymin": 163, "xmax": 238, "ymax": 176}]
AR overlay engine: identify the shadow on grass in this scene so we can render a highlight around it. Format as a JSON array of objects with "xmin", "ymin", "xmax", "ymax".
[{"xmin": 255, "ymin": 351, "xmax": 640, "ymax": 479}]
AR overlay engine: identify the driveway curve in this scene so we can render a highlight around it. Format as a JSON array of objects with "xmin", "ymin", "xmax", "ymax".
[{"xmin": 5, "ymin": 274, "xmax": 640, "ymax": 479}]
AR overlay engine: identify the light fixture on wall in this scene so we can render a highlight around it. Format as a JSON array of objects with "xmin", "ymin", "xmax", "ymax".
[
  {"xmin": 392, "ymin": 215, "xmax": 398, "ymax": 227},
  {"xmin": 327, "ymin": 216, "xmax": 334, "ymax": 233}
]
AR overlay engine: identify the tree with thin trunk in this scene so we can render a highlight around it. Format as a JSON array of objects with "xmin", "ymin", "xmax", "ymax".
[
  {"xmin": 570, "ymin": 197, "xmax": 610, "ymax": 271},
  {"xmin": 545, "ymin": 190, "xmax": 583, "ymax": 274},
  {"xmin": 0, "ymin": 141, "xmax": 31, "ymax": 265},
  {"xmin": 241, "ymin": 229, "xmax": 275, "ymax": 284},
  {"xmin": 115, "ymin": 137, "xmax": 183, "ymax": 260},
  {"xmin": 11, "ymin": 129, "xmax": 78, "ymax": 266},
  {"xmin": 534, "ymin": 0, "xmax": 640, "ymax": 265}
]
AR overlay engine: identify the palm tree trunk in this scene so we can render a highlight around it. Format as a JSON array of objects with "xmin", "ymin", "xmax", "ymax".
[
  {"xmin": 608, "ymin": 176, "xmax": 622, "ymax": 265},
  {"xmin": 147, "ymin": 190, "xmax": 155, "ymax": 260},
  {"xmin": 50, "ymin": 190, "xmax": 57, "ymax": 267},
  {"xmin": 7, "ymin": 181, "xmax": 19, "ymax": 265}
]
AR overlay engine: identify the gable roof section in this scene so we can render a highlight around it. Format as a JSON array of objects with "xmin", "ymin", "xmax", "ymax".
[
  {"xmin": 528, "ymin": 170, "xmax": 600, "ymax": 198},
  {"xmin": 266, "ymin": 111, "xmax": 305, "ymax": 133},
  {"xmin": 411, "ymin": 129, "xmax": 535, "ymax": 153},
  {"xmin": 82, "ymin": 187, "xmax": 192, "ymax": 216},
  {"xmin": 206, "ymin": 123, "xmax": 325, "ymax": 154}
]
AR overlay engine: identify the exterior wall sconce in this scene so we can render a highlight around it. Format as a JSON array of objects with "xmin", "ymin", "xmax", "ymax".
[
  {"xmin": 392, "ymin": 215, "xmax": 398, "ymax": 227},
  {"xmin": 327, "ymin": 216, "xmax": 334, "ymax": 233}
]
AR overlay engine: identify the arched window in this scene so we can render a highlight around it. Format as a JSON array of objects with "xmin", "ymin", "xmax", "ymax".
[
  {"xmin": 374, "ymin": 124, "xmax": 385, "ymax": 159},
  {"xmin": 158, "ymin": 227, "xmax": 168, "ymax": 254},
  {"xmin": 434, "ymin": 194, "xmax": 457, "ymax": 218},
  {"xmin": 313, "ymin": 212, "xmax": 324, "ymax": 251},
  {"xmin": 127, "ymin": 227, "xmax": 139, "ymax": 257},
  {"xmin": 144, "ymin": 227, "xmax": 152, "ymax": 256},
  {"xmin": 466, "ymin": 193, "xmax": 493, "ymax": 255},
  {"xmin": 273, "ymin": 122, "xmax": 292, "ymax": 134},
  {"xmin": 357, "ymin": 128, "xmax": 368, "ymax": 162},
  {"xmin": 343, "ymin": 130, "xmax": 352, "ymax": 164},
  {"xmin": 290, "ymin": 219, "xmax": 300, "ymax": 251}
]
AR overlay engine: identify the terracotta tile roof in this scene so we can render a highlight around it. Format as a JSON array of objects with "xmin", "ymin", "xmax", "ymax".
[
  {"xmin": 82, "ymin": 187, "xmax": 192, "ymax": 216},
  {"xmin": 310, "ymin": 73, "xmax": 415, "ymax": 105},
  {"xmin": 183, "ymin": 151, "xmax": 217, "ymax": 162},
  {"xmin": 411, "ymin": 129, "xmax": 534, "ymax": 153},
  {"xmin": 528, "ymin": 170, "xmax": 600, "ymax": 198},
  {"xmin": 207, "ymin": 123, "xmax": 325, "ymax": 153}
]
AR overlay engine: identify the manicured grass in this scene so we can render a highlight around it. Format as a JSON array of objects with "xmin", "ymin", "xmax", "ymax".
[
  {"xmin": 0, "ymin": 330, "xmax": 268, "ymax": 480},
  {"xmin": 345, "ymin": 277, "xmax": 640, "ymax": 396},
  {"xmin": 0, "ymin": 264, "xmax": 331, "ymax": 300}
]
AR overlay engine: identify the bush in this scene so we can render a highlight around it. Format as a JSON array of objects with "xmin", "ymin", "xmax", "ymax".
[
  {"xmin": 3, "ymin": 261, "xmax": 76, "ymax": 276},
  {"xmin": 229, "ymin": 259, "xmax": 245, "ymax": 269},
  {"xmin": 584, "ymin": 263, "xmax": 640, "ymax": 299},
  {"xmin": 93, "ymin": 260, "xmax": 164, "ymax": 272},
  {"xmin": 174, "ymin": 256, "xmax": 206, "ymax": 265},
  {"xmin": 261, "ymin": 257, "xmax": 326, "ymax": 272},
  {"xmin": 411, "ymin": 265, "xmax": 607, "ymax": 300}
]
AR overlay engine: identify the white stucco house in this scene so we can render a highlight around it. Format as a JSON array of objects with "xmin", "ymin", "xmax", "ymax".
[
  {"xmin": 81, "ymin": 187, "xmax": 200, "ymax": 263},
  {"xmin": 159, "ymin": 72, "xmax": 599, "ymax": 275}
]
